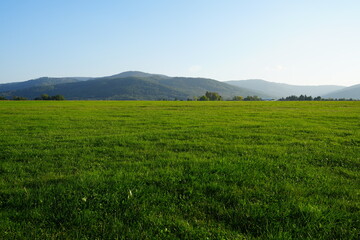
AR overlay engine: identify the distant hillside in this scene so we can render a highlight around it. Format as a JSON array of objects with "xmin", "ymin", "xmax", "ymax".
[
  {"xmin": 4, "ymin": 71, "xmax": 350, "ymax": 100},
  {"xmin": 322, "ymin": 84, "xmax": 360, "ymax": 99},
  {"xmin": 226, "ymin": 79, "xmax": 345, "ymax": 98},
  {"xmin": 109, "ymin": 71, "xmax": 170, "ymax": 79},
  {"xmin": 107, "ymin": 72, "xmax": 271, "ymax": 99},
  {"xmin": 0, "ymin": 77, "xmax": 91, "ymax": 92},
  {"xmin": 1, "ymin": 72, "xmax": 267, "ymax": 100},
  {"xmin": 154, "ymin": 77, "xmax": 272, "ymax": 99},
  {"xmin": 1, "ymin": 77, "xmax": 188, "ymax": 100}
]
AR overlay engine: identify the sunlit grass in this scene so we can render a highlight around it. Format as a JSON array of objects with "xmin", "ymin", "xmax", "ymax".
[{"xmin": 0, "ymin": 101, "xmax": 359, "ymax": 239}]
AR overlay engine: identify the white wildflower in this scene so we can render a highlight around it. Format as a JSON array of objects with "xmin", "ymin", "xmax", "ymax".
[{"xmin": 128, "ymin": 190, "xmax": 133, "ymax": 199}]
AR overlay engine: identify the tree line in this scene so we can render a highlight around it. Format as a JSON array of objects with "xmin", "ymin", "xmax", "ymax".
[
  {"xmin": 0, "ymin": 94, "xmax": 65, "ymax": 101},
  {"xmin": 1, "ymin": 92, "xmax": 357, "ymax": 101},
  {"xmin": 193, "ymin": 91, "xmax": 262, "ymax": 101},
  {"xmin": 34, "ymin": 94, "xmax": 65, "ymax": 100},
  {"xmin": 278, "ymin": 95, "xmax": 357, "ymax": 101},
  {"xmin": 194, "ymin": 92, "xmax": 357, "ymax": 101}
]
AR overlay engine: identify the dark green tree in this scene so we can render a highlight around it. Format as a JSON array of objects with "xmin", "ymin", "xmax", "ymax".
[
  {"xmin": 51, "ymin": 95, "xmax": 65, "ymax": 100},
  {"xmin": 41, "ymin": 94, "xmax": 50, "ymax": 100},
  {"xmin": 205, "ymin": 91, "xmax": 222, "ymax": 101},
  {"xmin": 199, "ymin": 95, "xmax": 209, "ymax": 101},
  {"xmin": 244, "ymin": 96, "xmax": 262, "ymax": 101},
  {"xmin": 34, "ymin": 94, "xmax": 65, "ymax": 100},
  {"xmin": 12, "ymin": 96, "xmax": 27, "ymax": 100},
  {"xmin": 232, "ymin": 96, "xmax": 243, "ymax": 101}
]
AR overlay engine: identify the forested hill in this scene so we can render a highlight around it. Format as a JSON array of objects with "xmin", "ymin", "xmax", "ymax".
[
  {"xmin": 0, "ymin": 77, "xmax": 91, "ymax": 92},
  {"xmin": 2, "ymin": 71, "xmax": 358, "ymax": 100},
  {"xmin": 0, "ymin": 72, "xmax": 269, "ymax": 100}
]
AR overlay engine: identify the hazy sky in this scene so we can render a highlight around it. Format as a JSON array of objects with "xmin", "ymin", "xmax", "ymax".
[{"xmin": 1, "ymin": 0, "xmax": 359, "ymax": 86}]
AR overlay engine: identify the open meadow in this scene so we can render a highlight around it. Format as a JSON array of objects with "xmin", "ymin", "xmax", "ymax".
[{"xmin": 0, "ymin": 101, "xmax": 359, "ymax": 239}]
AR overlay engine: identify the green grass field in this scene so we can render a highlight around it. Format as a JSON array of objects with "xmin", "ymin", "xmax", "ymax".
[{"xmin": 0, "ymin": 101, "xmax": 359, "ymax": 239}]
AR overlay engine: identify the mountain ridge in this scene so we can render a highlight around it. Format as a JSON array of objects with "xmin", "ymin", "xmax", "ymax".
[
  {"xmin": 1, "ymin": 71, "xmax": 358, "ymax": 100},
  {"xmin": 0, "ymin": 72, "xmax": 270, "ymax": 100},
  {"xmin": 323, "ymin": 84, "xmax": 360, "ymax": 99},
  {"xmin": 0, "ymin": 77, "xmax": 93, "ymax": 92},
  {"xmin": 225, "ymin": 79, "xmax": 346, "ymax": 98}
]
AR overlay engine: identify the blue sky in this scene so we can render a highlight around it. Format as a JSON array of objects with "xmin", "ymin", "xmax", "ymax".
[{"xmin": 1, "ymin": 0, "xmax": 359, "ymax": 86}]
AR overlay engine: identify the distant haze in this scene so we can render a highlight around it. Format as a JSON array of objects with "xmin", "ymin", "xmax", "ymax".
[{"xmin": 1, "ymin": 1, "xmax": 359, "ymax": 86}]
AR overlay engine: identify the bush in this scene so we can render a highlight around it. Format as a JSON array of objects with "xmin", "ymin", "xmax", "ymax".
[
  {"xmin": 205, "ymin": 91, "xmax": 222, "ymax": 101},
  {"xmin": 199, "ymin": 95, "xmax": 209, "ymax": 101},
  {"xmin": 232, "ymin": 96, "xmax": 243, "ymax": 101},
  {"xmin": 243, "ymin": 96, "xmax": 262, "ymax": 101},
  {"xmin": 198, "ymin": 92, "xmax": 222, "ymax": 101},
  {"xmin": 12, "ymin": 96, "xmax": 27, "ymax": 100},
  {"xmin": 34, "ymin": 94, "xmax": 65, "ymax": 100}
]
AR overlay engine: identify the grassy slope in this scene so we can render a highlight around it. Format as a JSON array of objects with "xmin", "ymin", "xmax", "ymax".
[{"xmin": 0, "ymin": 101, "xmax": 359, "ymax": 239}]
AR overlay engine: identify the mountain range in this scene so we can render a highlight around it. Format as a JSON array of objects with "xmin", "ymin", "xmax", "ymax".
[
  {"xmin": 0, "ymin": 71, "xmax": 359, "ymax": 100},
  {"xmin": 322, "ymin": 84, "xmax": 360, "ymax": 99},
  {"xmin": 225, "ymin": 79, "xmax": 345, "ymax": 98},
  {"xmin": 0, "ymin": 72, "xmax": 271, "ymax": 100}
]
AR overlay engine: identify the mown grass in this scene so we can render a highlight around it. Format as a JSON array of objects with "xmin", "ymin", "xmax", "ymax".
[{"xmin": 0, "ymin": 101, "xmax": 359, "ymax": 239}]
